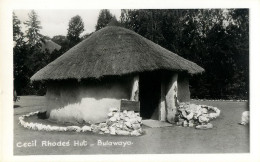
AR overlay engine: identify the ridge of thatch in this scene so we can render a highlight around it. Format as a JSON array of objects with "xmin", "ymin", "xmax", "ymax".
[{"xmin": 31, "ymin": 26, "xmax": 204, "ymax": 81}]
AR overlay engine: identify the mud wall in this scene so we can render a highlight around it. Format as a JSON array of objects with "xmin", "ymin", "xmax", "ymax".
[
  {"xmin": 45, "ymin": 77, "xmax": 132, "ymax": 123},
  {"xmin": 159, "ymin": 72, "xmax": 178, "ymax": 123},
  {"xmin": 165, "ymin": 73, "xmax": 178, "ymax": 124}
]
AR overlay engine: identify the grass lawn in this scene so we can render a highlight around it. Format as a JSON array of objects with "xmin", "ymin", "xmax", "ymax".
[{"xmin": 13, "ymin": 96, "xmax": 249, "ymax": 155}]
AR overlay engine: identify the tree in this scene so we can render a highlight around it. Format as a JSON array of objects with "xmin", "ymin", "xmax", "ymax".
[
  {"xmin": 13, "ymin": 12, "xmax": 24, "ymax": 46},
  {"xmin": 95, "ymin": 9, "xmax": 113, "ymax": 31},
  {"xmin": 67, "ymin": 15, "xmax": 84, "ymax": 47},
  {"xmin": 13, "ymin": 12, "xmax": 27, "ymax": 95},
  {"xmin": 120, "ymin": 9, "xmax": 249, "ymax": 100},
  {"xmin": 24, "ymin": 10, "xmax": 43, "ymax": 48},
  {"xmin": 52, "ymin": 35, "xmax": 70, "ymax": 50}
]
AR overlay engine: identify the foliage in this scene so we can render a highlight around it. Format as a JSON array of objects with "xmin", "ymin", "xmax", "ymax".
[
  {"xmin": 13, "ymin": 12, "xmax": 28, "ymax": 95},
  {"xmin": 24, "ymin": 10, "xmax": 43, "ymax": 48},
  {"xmin": 13, "ymin": 9, "xmax": 249, "ymax": 100},
  {"xmin": 67, "ymin": 15, "xmax": 84, "ymax": 47},
  {"xmin": 51, "ymin": 35, "xmax": 70, "ymax": 51},
  {"xmin": 13, "ymin": 12, "xmax": 24, "ymax": 46},
  {"xmin": 95, "ymin": 9, "xmax": 113, "ymax": 31},
  {"xmin": 120, "ymin": 9, "xmax": 249, "ymax": 100},
  {"xmin": 13, "ymin": 10, "xmax": 66, "ymax": 96}
]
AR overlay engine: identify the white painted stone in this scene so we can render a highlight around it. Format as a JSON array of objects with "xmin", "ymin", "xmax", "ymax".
[
  {"xmin": 131, "ymin": 130, "xmax": 141, "ymax": 136},
  {"xmin": 241, "ymin": 111, "xmax": 249, "ymax": 125}
]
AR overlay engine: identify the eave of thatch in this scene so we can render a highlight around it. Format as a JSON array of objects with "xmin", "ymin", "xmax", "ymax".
[{"xmin": 31, "ymin": 26, "xmax": 204, "ymax": 81}]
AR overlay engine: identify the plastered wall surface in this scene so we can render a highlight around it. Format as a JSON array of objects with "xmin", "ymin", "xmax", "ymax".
[
  {"xmin": 44, "ymin": 72, "xmax": 190, "ymax": 124},
  {"xmin": 46, "ymin": 78, "xmax": 132, "ymax": 123},
  {"xmin": 165, "ymin": 73, "xmax": 178, "ymax": 124}
]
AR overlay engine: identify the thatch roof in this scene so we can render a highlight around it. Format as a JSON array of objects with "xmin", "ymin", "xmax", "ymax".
[
  {"xmin": 41, "ymin": 39, "xmax": 61, "ymax": 53},
  {"xmin": 31, "ymin": 26, "xmax": 204, "ymax": 81}
]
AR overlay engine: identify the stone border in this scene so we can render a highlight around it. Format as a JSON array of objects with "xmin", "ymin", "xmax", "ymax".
[
  {"xmin": 18, "ymin": 111, "xmax": 143, "ymax": 136},
  {"xmin": 19, "ymin": 111, "xmax": 89, "ymax": 132},
  {"xmin": 176, "ymin": 103, "xmax": 221, "ymax": 129}
]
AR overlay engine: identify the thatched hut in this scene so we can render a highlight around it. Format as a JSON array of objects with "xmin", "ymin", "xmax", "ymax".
[
  {"xmin": 31, "ymin": 25, "xmax": 204, "ymax": 124},
  {"xmin": 41, "ymin": 39, "xmax": 61, "ymax": 53}
]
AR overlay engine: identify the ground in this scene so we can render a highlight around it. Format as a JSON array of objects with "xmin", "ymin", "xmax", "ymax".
[{"xmin": 13, "ymin": 96, "xmax": 249, "ymax": 155}]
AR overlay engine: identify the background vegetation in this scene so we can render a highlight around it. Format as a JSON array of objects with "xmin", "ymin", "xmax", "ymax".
[{"xmin": 13, "ymin": 9, "xmax": 249, "ymax": 99}]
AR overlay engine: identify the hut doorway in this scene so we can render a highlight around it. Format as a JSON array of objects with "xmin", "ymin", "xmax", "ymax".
[{"xmin": 139, "ymin": 71, "xmax": 161, "ymax": 120}]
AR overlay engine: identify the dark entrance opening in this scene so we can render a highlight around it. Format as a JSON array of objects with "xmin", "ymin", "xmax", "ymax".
[{"xmin": 139, "ymin": 71, "xmax": 161, "ymax": 120}]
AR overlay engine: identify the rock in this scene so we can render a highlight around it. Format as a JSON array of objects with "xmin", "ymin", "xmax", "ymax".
[
  {"xmin": 124, "ymin": 117, "xmax": 130, "ymax": 122},
  {"xmin": 131, "ymin": 130, "xmax": 141, "ymax": 136},
  {"xmin": 110, "ymin": 123, "xmax": 117, "ymax": 128},
  {"xmin": 115, "ymin": 123, "xmax": 123, "ymax": 129},
  {"xmin": 186, "ymin": 112, "xmax": 194, "ymax": 120},
  {"xmin": 109, "ymin": 127, "xmax": 116, "ymax": 135},
  {"xmin": 100, "ymin": 127, "xmax": 109, "ymax": 132},
  {"xmin": 123, "ymin": 110, "xmax": 128, "ymax": 115},
  {"xmin": 113, "ymin": 113, "xmax": 120, "ymax": 120},
  {"xmin": 59, "ymin": 127, "xmax": 67, "ymax": 132},
  {"xmin": 67, "ymin": 126, "xmax": 81, "ymax": 131},
  {"xmin": 91, "ymin": 124, "xmax": 100, "ymax": 133},
  {"xmin": 178, "ymin": 118, "xmax": 185, "ymax": 122},
  {"xmin": 207, "ymin": 106, "xmax": 214, "ymax": 109},
  {"xmin": 82, "ymin": 125, "xmax": 92, "ymax": 132},
  {"xmin": 201, "ymin": 105, "xmax": 208, "ymax": 108},
  {"xmin": 125, "ymin": 121, "xmax": 132, "ymax": 128},
  {"xmin": 127, "ymin": 110, "xmax": 135, "ymax": 115},
  {"xmin": 181, "ymin": 110, "xmax": 187, "ymax": 118},
  {"xmin": 119, "ymin": 113, "xmax": 126, "ymax": 120},
  {"xmin": 215, "ymin": 109, "xmax": 221, "ymax": 116},
  {"xmin": 109, "ymin": 116, "xmax": 117, "ymax": 122},
  {"xmin": 201, "ymin": 108, "xmax": 208, "ymax": 114},
  {"xmin": 132, "ymin": 123, "xmax": 141, "ymax": 130},
  {"xmin": 136, "ymin": 117, "xmax": 142, "ymax": 123},
  {"xmin": 127, "ymin": 111, "xmax": 135, "ymax": 118},
  {"xmin": 183, "ymin": 120, "xmax": 188, "ymax": 127},
  {"xmin": 188, "ymin": 120, "xmax": 194, "ymax": 127},
  {"xmin": 129, "ymin": 118, "xmax": 138, "ymax": 124},
  {"xmin": 176, "ymin": 121, "xmax": 183, "ymax": 126},
  {"xmin": 195, "ymin": 123, "xmax": 213, "ymax": 129},
  {"xmin": 99, "ymin": 123, "xmax": 107, "ymax": 128},
  {"xmin": 198, "ymin": 115, "xmax": 209, "ymax": 123},
  {"xmin": 240, "ymin": 111, "xmax": 249, "ymax": 125},
  {"xmin": 135, "ymin": 113, "xmax": 140, "ymax": 116},
  {"xmin": 176, "ymin": 118, "xmax": 184, "ymax": 126},
  {"xmin": 107, "ymin": 112, "xmax": 114, "ymax": 117},
  {"xmin": 109, "ymin": 107, "xmax": 119, "ymax": 112},
  {"xmin": 137, "ymin": 128, "xmax": 143, "ymax": 134},
  {"xmin": 106, "ymin": 121, "xmax": 116, "ymax": 127},
  {"xmin": 116, "ymin": 130, "xmax": 130, "ymax": 135},
  {"xmin": 122, "ymin": 125, "xmax": 131, "ymax": 131},
  {"xmin": 82, "ymin": 109, "xmax": 144, "ymax": 136},
  {"xmin": 104, "ymin": 129, "xmax": 110, "ymax": 134}
]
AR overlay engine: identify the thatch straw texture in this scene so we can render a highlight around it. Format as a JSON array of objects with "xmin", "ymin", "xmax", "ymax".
[{"xmin": 31, "ymin": 26, "xmax": 204, "ymax": 81}]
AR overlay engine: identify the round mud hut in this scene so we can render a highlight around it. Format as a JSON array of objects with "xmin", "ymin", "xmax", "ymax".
[{"xmin": 31, "ymin": 25, "xmax": 204, "ymax": 124}]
